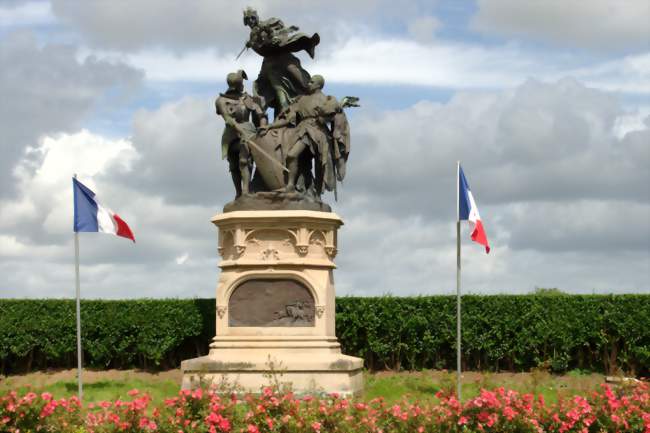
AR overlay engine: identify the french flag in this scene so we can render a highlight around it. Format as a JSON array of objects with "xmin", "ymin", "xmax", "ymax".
[
  {"xmin": 458, "ymin": 165, "xmax": 490, "ymax": 253},
  {"xmin": 73, "ymin": 178, "xmax": 135, "ymax": 242}
]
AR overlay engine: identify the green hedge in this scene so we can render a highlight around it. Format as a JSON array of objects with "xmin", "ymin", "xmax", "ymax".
[
  {"xmin": 0, "ymin": 299, "xmax": 214, "ymax": 373},
  {"xmin": 336, "ymin": 295, "xmax": 649, "ymax": 375},
  {"xmin": 0, "ymin": 295, "xmax": 648, "ymax": 375}
]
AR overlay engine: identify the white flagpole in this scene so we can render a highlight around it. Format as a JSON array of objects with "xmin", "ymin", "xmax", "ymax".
[
  {"xmin": 73, "ymin": 174, "xmax": 83, "ymax": 401},
  {"xmin": 456, "ymin": 161, "xmax": 462, "ymax": 402}
]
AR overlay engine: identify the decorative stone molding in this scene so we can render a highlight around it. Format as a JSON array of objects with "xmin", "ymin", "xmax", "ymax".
[
  {"xmin": 315, "ymin": 305, "xmax": 325, "ymax": 318},
  {"xmin": 214, "ymin": 211, "xmax": 343, "ymax": 268},
  {"xmin": 220, "ymin": 269, "xmax": 321, "ymax": 308},
  {"xmin": 217, "ymin": 306, "xmax": 227, "ymax": 319},
  {"xmin": 324, "ymin": 246, "xmax": 337, "ymax": 258},
  {"xmin": 288, "ymin": 226, "xmax": 310, "ymax": 256},
  {"xmin": 260, "ymin": 247, "xmax": 280, "ymax": 261}
]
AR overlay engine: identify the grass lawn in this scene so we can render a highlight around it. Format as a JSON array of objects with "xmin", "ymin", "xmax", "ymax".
[
  {"xmin": 0, "ymin": 368, "xmax": 607, "ymax": 405},
  {"xmin": 363, "ymin": 369, "xmax": 606, "ymax": 404}
]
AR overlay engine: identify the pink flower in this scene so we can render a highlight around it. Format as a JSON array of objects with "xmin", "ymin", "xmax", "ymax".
[
  {"xmin": 128, "ymin": 389, "xmax": 140, "ymax": 397},
  {"xmin": 311, "ymin": 421, "xmax": 322, "ymax": 432},
  {"xmin": 206, "ymin": 412, "xmax": 221, "ymax": 424},
  {"xmin": 138, "ymin": 416, "xmax": 156, "ymax": 430},
  {"xmin": 164, "ymin": 397, "xmax": 178, "ymax": 407},
  {"xmin": 247, "ymin": 424, "xmax": 259, "ymax": 433},
  {"xmin": 218, "ymin": 417, "xmax": 231, "ymax": 431},
  {"xmin": 503, "ymin": 405, "xmax": 516, "ymax": 420},
  {"xmin": 23, "ymin": 392, "xmax": 37, "ymax": 403}
]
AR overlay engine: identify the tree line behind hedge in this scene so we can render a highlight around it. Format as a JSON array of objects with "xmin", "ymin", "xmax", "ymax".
[{"xmin": 0, "ymin": 295, "xmax": 647, "ymax": 375}]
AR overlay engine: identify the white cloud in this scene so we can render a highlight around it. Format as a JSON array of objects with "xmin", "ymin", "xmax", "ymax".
[
  {"xmin": 0, "ymin": 130, "xmax": 138, "ymax": 243},
  {"xmin": 0, "ymin": 235, "xmax": 29, "ymax": 257},
  {"xmin": 0, "ymin": 1, "xmax": 54, "ymax": 27},
  {"xmin": 1, "ymin": 78, "xmax": 648, "ymax": 298},
  {"xmin": 613, "ymin": 108, "xmax": 650, "ymax": 138},
  {"xmin": 408, "ymin": 16, "xmax": 442, "ymax": 43},
  {"xmin": 175, "ymin": 253, "xmax": 189, "ymax": 265},
  {"xmin": 3, "ymin": 2, "xmax": 648, "ymax": 299},
  {"xmin": 78, "ymin": 37, "xmax": 650, "ymax": 96},
  {"xmin": 0, "ymin": 31, "xmax": 142, "ymax": 197},
  {"xmin": 49, "ymin": 0, "xmax": 395, "ymax": 52},
  {"xmin": 562, "ymin": 53, "xmax": 650, "ymax": 94},
  {"xmin": 76, "ymin": 47, "xmax": 262, "ymax": 83},
  {"xmin": 37, "ymin": 131, "xmax": 136, "ymax": 185},
  {"xmin": 471, "ymin": 0, "xmax": 650, "ymax": 52}
]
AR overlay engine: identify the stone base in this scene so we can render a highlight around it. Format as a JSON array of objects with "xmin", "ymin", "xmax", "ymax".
[
  {"xmin": 181, "ymin": 337, "xmax": 363, "ymax": 396},
  {"xmin": 223, "ymin": 191, "xmax": 331, "ymax": 213},
  {"xmin": 181, "ymin": 210, "xmax": 363, "ymax": 396}
]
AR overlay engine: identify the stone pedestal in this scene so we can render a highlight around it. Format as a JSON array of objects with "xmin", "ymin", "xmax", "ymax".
[{"xmin": 181, "ymin": 210, "xmax": 363, "ymax": 395}]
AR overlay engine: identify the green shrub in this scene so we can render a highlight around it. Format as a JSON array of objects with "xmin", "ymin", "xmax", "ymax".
[
  {"xmin": 0, "ymin": 299, "xmax": 212, "ymax": 373},
  {"xmin": 335, "ymin": 295, "xmax": 650, "ymax": 375},
  {"xmin": 0, "ymin": 295, "xmax": 648, "ymax": 375}
]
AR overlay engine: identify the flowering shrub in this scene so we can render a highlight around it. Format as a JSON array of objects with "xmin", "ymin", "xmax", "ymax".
[
  {"xmin": 0, "ymin": 390, "xmax": 82, "ymax": 432},
  {"xmin": 1, "ymin": 382, "xmax": 648, "ymax": 432}
]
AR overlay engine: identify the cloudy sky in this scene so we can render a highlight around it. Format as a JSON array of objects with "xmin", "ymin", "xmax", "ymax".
[{"xmin": 1, "ymin": 0, "xmax": 648, "ymax": 298}]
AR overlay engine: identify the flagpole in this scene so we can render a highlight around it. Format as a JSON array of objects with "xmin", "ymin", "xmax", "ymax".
[
  {"xmin": 456, "ymin": 161, "xmax": 462, "ymax": 402},
  {"xmin": 73, "ymin": 174, "xmax": 83, "ymax": 401}
]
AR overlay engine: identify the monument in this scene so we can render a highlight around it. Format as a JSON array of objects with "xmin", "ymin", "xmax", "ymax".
[{"xmin": 181, "ymin": 8, "xmax": 363, "ymax": 395}]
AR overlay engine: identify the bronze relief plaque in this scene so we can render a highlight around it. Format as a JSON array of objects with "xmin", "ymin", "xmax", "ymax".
[{"xmin": 228, "ymin": 279, "xmax": 315, "ymax": 327}]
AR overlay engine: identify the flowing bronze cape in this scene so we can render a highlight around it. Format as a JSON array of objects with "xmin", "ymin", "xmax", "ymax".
[{"xmin": 248, "ymin": 17, "xmax": 320, "ymax": 58}]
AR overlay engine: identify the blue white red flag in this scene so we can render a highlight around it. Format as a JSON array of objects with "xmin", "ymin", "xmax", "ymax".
[
  {"xmin": 458, "ymin": 165, "xmax": 490, "ymax": 253},
  {"xmin": 73, "ymin": 178, "xmax": 135, "ymax": 242}
]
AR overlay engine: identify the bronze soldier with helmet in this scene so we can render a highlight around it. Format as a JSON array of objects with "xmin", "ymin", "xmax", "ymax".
[
  {"xmin": 215, "ymin": 70, "xmax": 267, "ymax": 197},
  {"xmin": 259, "ymin": 75, "xmax": 353, "ymax": 196}
]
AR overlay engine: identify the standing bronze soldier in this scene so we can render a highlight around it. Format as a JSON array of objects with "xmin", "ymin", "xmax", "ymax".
[
  {"xmin": 260, "ymin": 75, "xmax": 350, "ymax": 196},
  {"xmin": 216, "ymin": 70, "xmax": 267, "ymax": 197}
]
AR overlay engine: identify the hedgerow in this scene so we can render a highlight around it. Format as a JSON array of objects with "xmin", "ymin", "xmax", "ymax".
[
  {"xmin": 335, "ymin": 295, "xmax": 649, "ymax": 375},
  {"xmin": 0, "ymin": 295, "xmax": 647, "ymax": 375},
  {"xmin": 0, "ymin": 299, "xmax": 212, "ymax": 373}
]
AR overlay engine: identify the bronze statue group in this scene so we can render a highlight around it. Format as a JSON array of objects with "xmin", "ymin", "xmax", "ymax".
[{"xmin": 216, "ymin": 8, "xmax": 358, "ymax": 203}]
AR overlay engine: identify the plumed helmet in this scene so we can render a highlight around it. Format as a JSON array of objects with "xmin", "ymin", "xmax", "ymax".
[
  {"xmin": 227, "ymin": 70, "xmax": 248, "ymax": 87},
  {"xmin": 243, "ymin": 7, "xmax": 258, "ymax": 25}
]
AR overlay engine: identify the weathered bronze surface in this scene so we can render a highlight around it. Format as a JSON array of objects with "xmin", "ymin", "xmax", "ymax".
[
  {"xmin": 228, "ymin": 279, "xmax": 315, "ymax": 327},
  {"xmin": 216, "ymin": 9, "xmax": 359, "ymax": 211},
  {"xmin": 215, "ymin": 70, "xmax": 267, "ymax": 198}
]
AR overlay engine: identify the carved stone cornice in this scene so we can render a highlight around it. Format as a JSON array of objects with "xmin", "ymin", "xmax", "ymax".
[{"xmin": 214, "ymin": 211, "xmax": 342, "ymax": 268}]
